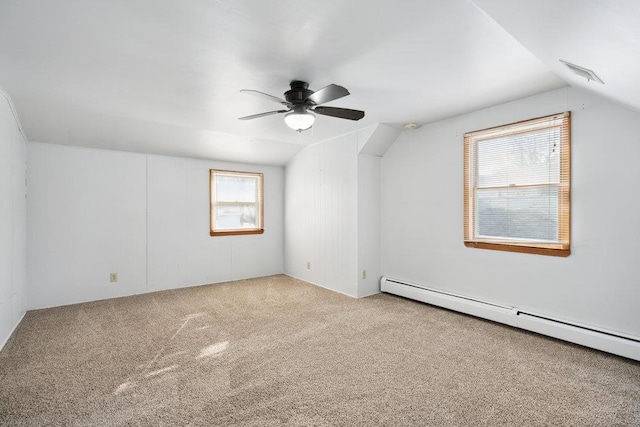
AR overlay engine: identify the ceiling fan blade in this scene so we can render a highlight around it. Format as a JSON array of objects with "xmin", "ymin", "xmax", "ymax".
[
  {"xmin": 313, "ymin": 106, "xmax": 365, "ymax": 121},
  {"xmin": 240, "ymin": 89, "xmax": 291, "ymax": 106},
  {"xmin": 238, "ymin": 110, "xmax": 289, "ymax": 120},
  {"xmin": 306, "ymin": 84, "xmax": 350, "ymax": 105}
]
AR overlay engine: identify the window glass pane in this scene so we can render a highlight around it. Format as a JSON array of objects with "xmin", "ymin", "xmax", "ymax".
[
  {"xmin": 478, "ymin": 127, "xmax": 560, "ymax": 188},
  {"xmin": 215, "ymin": 175, "xmax": 257, "ymax": 202},
  {"xmin": 476, "ymin": 186, "xmax": 558, "ymax": 242},
  {"xmin": 215, "ymin": 204, "xmax": 258, "ymax": 229}
]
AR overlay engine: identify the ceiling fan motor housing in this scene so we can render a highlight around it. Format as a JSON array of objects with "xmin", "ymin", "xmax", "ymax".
[{"xmin": 285, "ymin": 81, "xmax": 314, "ymax": 105}]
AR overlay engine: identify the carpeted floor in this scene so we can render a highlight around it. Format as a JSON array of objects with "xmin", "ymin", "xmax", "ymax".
[{"xmin": 1, "ymin": 275, "xmax": 639, "ymax": 426}]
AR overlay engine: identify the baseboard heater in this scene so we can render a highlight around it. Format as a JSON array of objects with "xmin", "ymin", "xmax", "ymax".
[{"xmin": 381, "ymin": 277, "xmax": 640, "ymax": 361}]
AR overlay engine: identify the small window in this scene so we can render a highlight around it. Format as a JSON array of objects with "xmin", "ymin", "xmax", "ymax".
[
  {"xmin": 210, "ymin": 169, "xmax": 264, "ymax": 236},
  {"xmin": 463, "ymin": 112, "xmax": 570, "ymax": 256}
]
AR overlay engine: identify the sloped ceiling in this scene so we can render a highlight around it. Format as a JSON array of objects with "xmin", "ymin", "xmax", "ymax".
[
  {"xmin": 0, "ymin": 0, "xmax": 578, "ymax": 165},
  {"xmin": 472, "ymin": 0, "xmax": 640, "ymax": 114}
]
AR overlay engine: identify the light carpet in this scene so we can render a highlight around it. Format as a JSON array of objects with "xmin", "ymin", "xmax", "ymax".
[{"xmin": 1, "ymin": 275, "xmax": 639, "ymax": 426}]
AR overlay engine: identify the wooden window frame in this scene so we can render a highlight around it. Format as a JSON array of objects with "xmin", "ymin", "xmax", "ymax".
[
  {"xmin": 463, "ymin": 112, "xmax": 571, "ymax": 257},
  {"xmin": 210, "ymin": 169, "xmax": 264, "ymax": 236}
]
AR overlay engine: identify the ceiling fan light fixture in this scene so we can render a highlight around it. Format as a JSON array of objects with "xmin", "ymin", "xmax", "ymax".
[{"xmin": 284, "ymin": 110, "xmax": 315, "ymax": 131}]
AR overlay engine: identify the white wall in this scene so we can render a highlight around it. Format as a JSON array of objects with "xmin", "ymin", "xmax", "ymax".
[
  {"xmin": 27, "ymin": 143, "xmax": 147, "ymax": 309},
  {"xmin": 146, "ymin": 154, "xmax": 283, "ymax": 292},
  {"xmin": 357, "ymin": 155, "xmax": 381, "ymax": 297},
  {"xmin": 0, "ymin": 89, "xmax": 27, "ymax": 349},
  {"xmin": 284, "ymin": 134, "xmax": 359, "ymax": 297},
  {"xmin": 284, "ymin": 132, "xmax": 383, "ymax": 298},
  {"xmin": 381, "ymin": 86, "xmax": 640, "ymax": 338},
  {"xmin": 27, "ymin": 143, "xmax": 284, "ymax": 309}
]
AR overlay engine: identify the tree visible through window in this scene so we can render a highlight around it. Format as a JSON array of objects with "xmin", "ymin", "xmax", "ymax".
[
  {"xmin": 210, "ymin": 169, "xmax": 264, "ymax": 236},
  {"xmin": 463, "ymin": 112, "xmax": 570, "ymax": 256}
]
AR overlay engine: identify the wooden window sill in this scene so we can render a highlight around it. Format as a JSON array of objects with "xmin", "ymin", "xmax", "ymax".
[
  {"xmin": 210, "ymin": 229, "xmax": 264, "ymax": 237},
  {"xmin": 464, "ymin": 241, "xmax": 570, "ymax": 257}
]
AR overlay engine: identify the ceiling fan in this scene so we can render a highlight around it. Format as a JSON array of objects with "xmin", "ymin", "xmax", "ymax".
[{"xmin": 238, "ymin": 81, "xmax": 365, "ymax": 132}]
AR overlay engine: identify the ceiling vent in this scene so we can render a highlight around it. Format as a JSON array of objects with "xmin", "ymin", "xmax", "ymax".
[{"xmin": 560, "ymin": 60, "xmax": 604, "ymax": 84}]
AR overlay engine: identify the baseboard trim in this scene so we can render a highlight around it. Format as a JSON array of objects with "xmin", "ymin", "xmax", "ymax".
[
  {"xmin": 284, "ymin": 274, "xmax": 358, "ymax": 298},
  {"xmin": 358, "ymin": 289, "xmax": 382, "ymax": 299},
  {"xmin": 0, "ymin": 310, "xmax": 26, "ymax": 352}
]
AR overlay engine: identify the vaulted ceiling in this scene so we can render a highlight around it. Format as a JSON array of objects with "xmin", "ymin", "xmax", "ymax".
[{"xmin": 0, "ymin": 0, "xmax": 637, "ymax": 165}]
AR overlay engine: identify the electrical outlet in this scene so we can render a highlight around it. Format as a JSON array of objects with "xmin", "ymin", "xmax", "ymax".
[
  {"xmin": 110, "ymin": 273, "xmax": 118, "ymax": 283},
  {"xmin": 306, "ymin": 261, "xmax": 311, "ymax": 270},
  {"xmin": 362, "ymin": 270, "xmax": 367, "ymax": 279}
]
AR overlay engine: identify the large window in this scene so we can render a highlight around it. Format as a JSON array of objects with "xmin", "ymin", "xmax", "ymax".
[
  {"xmin": 463, "ymin": 112, "xmax": 570, "ymax": 256},
  {"xmin": 210, "ymin": 169, "xmax": 264, "ymax": 236}
]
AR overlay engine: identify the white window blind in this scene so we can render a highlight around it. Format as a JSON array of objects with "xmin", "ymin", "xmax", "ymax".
[{"xmin": 464, "ymin": 112, "xmax": 570, "ymax": 256}]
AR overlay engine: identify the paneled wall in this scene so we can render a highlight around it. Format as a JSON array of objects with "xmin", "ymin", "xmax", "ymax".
[
  {"xmin": 357, "ymin": 155, "xmax": 381, "ymax": 297},
  {"xmin": 284, "ymin": 130, "xmax": 383, "ymax": 298},
  {"xmin": 284, "ymin": 134, "xmax": 359, "ymax": 296},
  {"xmin": 27, "ymin": 143, "xmax": 284, "ymax": 309},
  {"xmin": 27, "ymin": 144, "xmax": 147, "ymax": 308},
  {"xmin": 0, "ymin": 89, "xmax": 27, "ymax": 348},
  {"xmin": 146, "ymin": 155, "xmax": 284, "ymax": 292}
]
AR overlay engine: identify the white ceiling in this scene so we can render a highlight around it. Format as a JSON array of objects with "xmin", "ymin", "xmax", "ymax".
[
  {"xmin": 473, "ymin": 0, "xmax": 640, "ymax": 114},
  {"xmin": 0, "ymin": 1, "xmax": 636, "ymax": 166}
]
